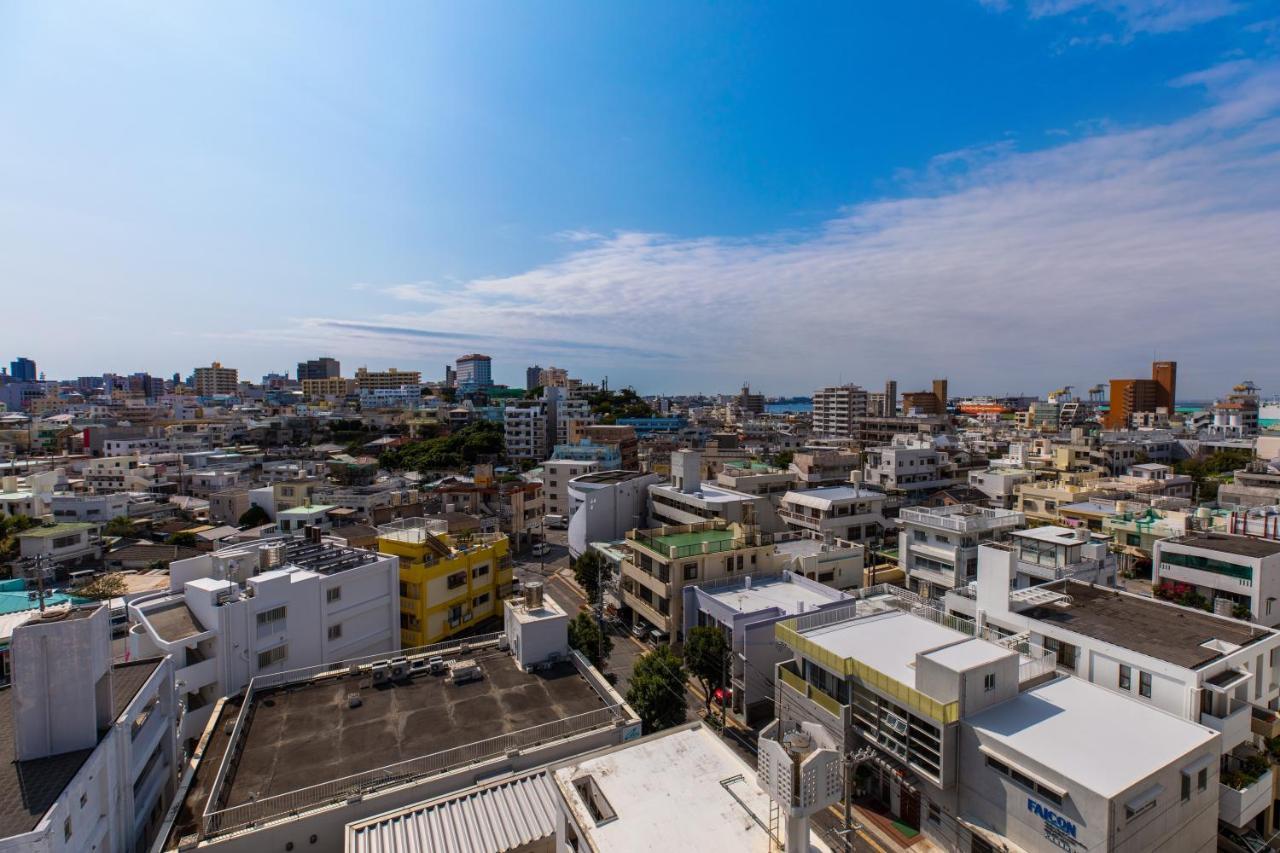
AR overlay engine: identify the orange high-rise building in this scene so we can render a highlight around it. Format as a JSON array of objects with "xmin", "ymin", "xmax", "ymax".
[{"xmin": 1105, "ymin": 362, "xmax": 1176, "ymax": 429}]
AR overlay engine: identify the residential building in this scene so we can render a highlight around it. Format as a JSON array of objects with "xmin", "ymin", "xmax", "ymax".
[
  {"xmin": 898, "ymin": 504, "xmax": 1023, "ymax": 598},
  {"xmin": 775, "ymin": 591, "xmax": 1219, "ymax": 852},
  {"xmin": 192, "ymin": 362, "xmax": 238, "ymax": 397},
  {"xmin": 1154, "ymin": 533, "xmax": 1280, "ymax": 626},
  {"xmin": 770, "ymin": 532, "xmax": 866, "ymax": 591},
  {"xmin": 862, "ymin": 435, "xmax": 957, "ymax": 497},
  {"xmin": 566, "ymin": 470, "xmax": 661, "ymax": 558},
  {"xmin": 377, "ymin": 518, "xmax": 513, "ymax": 646},
  {"xmin": 541, "ymin": 459, "xmax": 600, "ymax": 517},
  {"xmin": 525, "ymin": 364, "xmax": 542, "ymax": 390},
  {"xmin": 1015, "ymin": 470, "xmax": 1102, "ymax": 524},
  {"xmin": 16, "ymin": 521, "xmax": 102, "ymax": 565},
  {"xmin": 968, "ymin": 466, "xmax": 1035, "ymax": 509},
  {"xmin": 8, "ymin": 356, "xmax": 36, "ymax": 382},
  {"xmin": 573, "ymin": 423, "xmax": 639, "ymax": 470},
  {"xmin": 648, "ymin": 450, "xmax": 780, "ymax": 532},
  {"xmin": 130, "ymin": 535, "xmax": 400, "ymax": 741},
  {"xmin": 455, "ymin": 353, "xmax": 492, "ymax": 392},
  {"xmin": 276, "ymin": 503, "xmax": 337, "ymax": 534},
  {"xmin": 1221, "ymin": 460, "xmax": 1280, "ymax": 508},
  {"xmin": 778, "ymin": 486, "xmax": 887, "ymax": 547},
  {"xmin": 812, "ymin": 384, "xmax": 868, "ymax": 438},
  {"xmin": 536, "ymin": 365, "xmax": 569, "ymax": 387},
  {"xmin": 50, "ymin": 490, "xmax": 132, "ymax": 523},
  {"xmin": 84, "ymin": 454, "xmax": 162, "ymax": 494},
  {"xmin": 296, "ymin": 356, "xmax": 340, "ymax": 381},
  {"xmin": 850, "ymin": 413, "xmax": 951, "ymax": 446},
  {"xmin": 788, "ymin": 448, "xmax": 861, "ymax": 488},
  {"xmin": 976, "ymin": 525, "xmax": 1118, "ymax": 589},
  {"xmin": 1, "ymin": 605, "xmax": 178, "ymax": 853},
  {"xmin": 158, "ymin": 605, "xmax": 635, "ymax": 853},
  {"xmin": 208, "ymin": 488, "xmax": 250, "ymax": 525},
  {"xmin": 1105, "ymin": 360, "xmax": 1177, "ymax": 429},
  {"xmin": 353, "ymin": 367, "xmax": 421, "ymax": 391},
  {"xmin": 734, "ymin": 383, "xmax": 765, "ymax": 416},
  {"xmin": 948, "ymin": 550, "xmax": 1280, "ymax": 836},
  {"xmin": 550, "ymin": 439, "xmax": 621, "ymax": 469},
  {"xmin": 434, "ymin": 477, "xmax": 544, "ymax": 551},
  {"xmin": 300, "ymin": 376, "xmax": 356, "ymax": 398}
]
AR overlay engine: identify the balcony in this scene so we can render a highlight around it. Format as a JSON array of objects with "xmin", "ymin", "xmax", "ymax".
[
  {"xmin": 1220, "ymin": 764, "xmax": 1273, "ymax": 828},
  {"xmin": 1251, "ymin": 706, "xmax": 1280, "ymax": 740},
  {"xmin": 778, "ymin": 664, "xmax": 846, "ymax": 723},
  {"xmin": 1201, "ymin": 701, "xmax": 1252, "ymax": 752}
]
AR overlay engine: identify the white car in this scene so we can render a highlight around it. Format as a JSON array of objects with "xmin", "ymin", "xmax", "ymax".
[{"xmin": 531, "ymin": 542, "xmax": 552, "ymax": 557}]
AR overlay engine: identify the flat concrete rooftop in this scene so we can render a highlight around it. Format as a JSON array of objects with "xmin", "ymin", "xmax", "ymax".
[
  {"xmin": 1026, "ymin": 580, "xmax": 1270, "ymax": 669},
  {"xmin": 1166, "ymin": 532, "xmax": 1280, "ymax": 559},
  {"xmin": 221, "ymin": 651, "xmax": 610, "ymax": 807}
]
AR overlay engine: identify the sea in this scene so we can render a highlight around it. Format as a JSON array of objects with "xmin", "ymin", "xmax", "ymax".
[{"xmin": 765, "ymin": 401, "xmax": 812, "ymax": 414}]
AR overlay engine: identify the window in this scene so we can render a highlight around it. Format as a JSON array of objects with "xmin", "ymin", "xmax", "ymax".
[
  {"xmin": 913, "ymin": 530, "xmax": 927, "ymax": 543},
  {"xmin": 1181, "ymin": 773, "xmax": 1191, "ymax": 802},
  {"xmin": 1127, "ymin": 534, "xmax": 1141, "ymax": 546},
  {"xmin": 1197, "ymin": 767, "xmax": 1208, "ymax": 792},
  {"xmin": 683, "ymin": 562, "xmax": 698, "ymax": 580},
  {"xmin": 1119, "ymin": 665, "xmax": 1131, "ymax": 690},
  {"xmin": 257, "ymin": 644, "xmax": 288, "ymax": 668},
  {"xmin": 326, "ymin": 587, "xmax": 341, "ymax": 603},
  {"xmin": 256, "ymin": 605, "xmax": 287, "ymax": 626},
  {"xmin": 983, "ymin": 673, "xmax": 996, "ymax": 692},
  {"xmin": 447, "ymin": 571, "xmax": 467, "ymax": 590},
  {"xmin": 1125, "ymin": 799, "xmax": 1156, "ymax": 820},
  {"xmin": 64, "ymin": 818, "xmax": 72, "ymax": 842},
  {"xmin": 1139, "ymin": 671, "xmax": 1152, "ymax": 698},
  {"xmin": 79, "ymin": 791, "xmax": 87, "ymax": 808},
  {"xmin": 473, "ymin": 592, "xmax": 490, "ymax": 607},
  {"xmin": 327, "ymin": 624, "xmax": 342, "ymax": 641},
  {"xmin": 472, "ymin": 563, "xmax": 490, "ymax": 579}
]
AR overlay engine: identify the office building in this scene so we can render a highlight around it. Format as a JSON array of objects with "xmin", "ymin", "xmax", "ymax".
[
  {"xmin": 377, "ymin": 518, "xmax": 512, "ymax": 646},
  {"xmin": 455, "ymin": 353, "xmax": 493, "ymax": 391},
  {"xmin": 1, "ymin": 605, "xmax": 177, "ymax": 853},
  {"xmin": 1105, "ymin": 360, "xmax": 1178, "ymax": 429},
  {"xmin": 8, "ymin": 357, "xmax": 36, "ymax": 382},
  {"xmin": 192, "ymin": 362, "xmax": 238, "ymax": 397},
  {"xmin": 296, "ymin": 356, "xmax": 340, "ymax": 381},
  {"xmin": 812, "ymin": 384, "xmax": 868, "ymax": 438}
]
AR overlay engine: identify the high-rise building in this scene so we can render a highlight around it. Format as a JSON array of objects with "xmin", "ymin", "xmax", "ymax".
[
  {"xmin": 192, "ymin": 362, "xmax": 238, "ymax": 396},
  {"xmin": 354, "ymin": 367, "xmax": 421, "ymax": 390},
  {"xmin": 1105, "ymin": 361, "xmax": 1177, "ymax": 429},
  {"xmin": 932, "ymin": 378, "xmax": 948, "ymax": 413},
  {"xmin": 812, "ymin": 384, "xmax": 869, "ymax": 437},
  {"xmin": 297, "ymin": 356, "xmax": 340, "ymax": 381},
  {"xmin": 444, "ymin": 364, "xmax": 456, "ymax": 387},
  {"xmin": 456, "ymin": 353, "xmax": 493, "ymax": 391},
  {"xmin": 735, "ymin": 384, "xmax": 765, "ymax": 416},
  {"xmin": 526, "ymin": 364, "xmax": 543, "ymax": 390},
  {"xmin": 883, "ymin": 379, "xmax": 897, "ymax": 416},
  {"xmin": 9, "ymin": 357, "xmax": 35, "ymax": 382}
]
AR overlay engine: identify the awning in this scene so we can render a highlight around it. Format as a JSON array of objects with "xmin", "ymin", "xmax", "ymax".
[
  {"xmin": 1125, "ymin": 783, "xmax": 1163, "ymax": 814},
  {"xmin": 1204, "ymin": 668, "xmax": 1252, "ymax": 693},
  {"xmin": 979, "ymin": 745, "xmax": 1068, "ymax": 800}
]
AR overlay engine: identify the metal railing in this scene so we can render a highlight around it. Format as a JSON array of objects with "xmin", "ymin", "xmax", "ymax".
[{"xmin": 202, "ymin": 704, "xmax": 624, "ymax": 838}]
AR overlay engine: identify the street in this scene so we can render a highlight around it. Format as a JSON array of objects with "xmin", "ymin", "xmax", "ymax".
[{"xmin": 512, "ymin": 531, "xmax": 890, "ymax": 853}]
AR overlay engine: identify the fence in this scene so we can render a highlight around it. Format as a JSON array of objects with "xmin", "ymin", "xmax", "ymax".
[{"xmin": 202, "ymin": 704, "xmax": 624, "ymax": 838}]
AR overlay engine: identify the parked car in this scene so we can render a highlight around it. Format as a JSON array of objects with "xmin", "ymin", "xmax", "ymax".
[
  {"xmin": 647, "ymin": 628, "xmax": 669, "ymax": 645},
  {"xmin": 631, "ymin": 621, "xmax": 649, "ymax": 639},
  {"xmin": 543, "ymin": 514, "xmax": 568, "ymax": 529},
  {"xmin": 531, "ymin": 542, "xmax": 552, "ymax": 557},
  {"xmin": 1220, "ymin": 825, "xmax": 1274, "ymax": 853}
]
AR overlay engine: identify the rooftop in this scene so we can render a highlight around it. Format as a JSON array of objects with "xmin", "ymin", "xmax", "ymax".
[
  {"xmin": 573, "ymin": 470, "xmax": 649, "ymax": 485},
  {"xmin": 1011, "ymin": 526, "xmax": 1084, "ymax": 545},
  {"xmin": 702, "ymin": 573, "xmax": 848, "ymax": 616},
  {"xmin": 783, "ymin": 486, "xmax": 883, "ymax": 509},
  {"xmin": 647, "ymin": 527, "xmax": 738, "ymax": 553},
  {"xmin": 139, "ymin": 599, "xmax": 207, "ymax": 643},
  {"xmin": 214, "ymin": 650, "xmax": 612, "ymax": 810},
  {"xmin": 967, "ymin": 676, "xmax": 1217, "ymax": 798},
  {"xmin": 1023, "ymin": 580, "xmax": 1270, "ymax": 669},
  {"xmin": 650, "ymin": 481, "xmax": 749, "ymax": 504},
  {"xmin": 1164, "ymin": 533, "xmax": 1280, "ymax": 559},
  {"xmin": 16, "ymin": 522, "xmax": 97, "ymax": 539},
  {"xmin": 801, "ymin": 610, "xmax": 982, "ymax": 686},
  {"xmin": 553, "ymin": 724, "xmax": 829, "ymax": 853},
  {"xmin": 0, "ymin": 658, "xmax": 162, "ymax": 837}
]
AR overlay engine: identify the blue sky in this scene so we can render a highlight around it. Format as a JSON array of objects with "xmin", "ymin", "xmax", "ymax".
[{"xmin": 2, "ymin": 1, "xmax": 1278, "ymax": 397}]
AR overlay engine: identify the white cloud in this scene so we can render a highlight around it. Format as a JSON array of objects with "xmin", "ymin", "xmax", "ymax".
[
  {"xmin": 990, "ymin": 0, "xmax": 1240, "ymax": 41},
  {"xmin": 298, "ymin": 60, "xmax": 1280, "ymax": 395}
]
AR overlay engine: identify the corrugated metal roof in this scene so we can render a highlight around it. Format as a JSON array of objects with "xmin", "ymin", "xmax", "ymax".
[{"xmin": 347, "ymin": 771, "xmax": 560, "ymax": 853}]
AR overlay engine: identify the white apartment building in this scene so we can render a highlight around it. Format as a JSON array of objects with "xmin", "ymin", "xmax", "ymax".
[
  {"xmin": 541, "ymin": 459, "xmax": 599, "ymax": 518},
  {"xmin": 648, "ymin": 449, "xmax": 781, "ymax": 532},
  {"xmin": 777, "ymin": 486, "xmax": 887, "ymax": 546},
  {"xmin": 949, "ymin": 546, "xmax": 1280, "ymax": 835},
  {"xmin": 0, "ymin": 605, "xmax": 178, "ymax": 853},
  {"xmin": 967, "ymin": 466, "xmax": 1036, "ymax": 509},
  {"xmin": 862, "ymin": 435, "xmax": 958, "ymax": 497},
  {"xmin": 1154, "ymin": 533, "xmax": 1280, "ymax": 627},
  {"xmin": 505, "ymin": 388, "xmax": 594, "ymax": 461},
  {"xmin": 898, "ymin": 504, "xmax": 1024, "ymax": 598},
  {"xmin": 84, "ymin": 455, "xmax": 162, "ymax": 494},
  {"xmin": 566, "ymin": 470, "xmax": 661, "ymax": 558},
  {"xmin": 50, "ymin": 491, "xmax": 132, "ymax": 522},
  {"xmin": 975, "ymin": 525, "xmax": 1118, "ymax": 589},
  {"xmin": 788, "ymin": 449, "xmax": 861, "ymax": 488},
  {"xmin": 812, "ymin": 384, "xmax": 869, "ymax": 438},
  {"xmin": 128, "ymin": 536, "xmax": 400, "ymax": 742},
  {"xmin": 776, "ymin": 593, "xmax": 1221, "ymax": 852}
]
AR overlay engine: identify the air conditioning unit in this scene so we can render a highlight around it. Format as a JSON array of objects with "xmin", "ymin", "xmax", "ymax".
[
  {"xmin": 371, "ymin": 661, "xmax": 391, "ymax": 684},
  {"xmin": 389, "ymin": 657, "xmax": 409, "ymax": 681}
]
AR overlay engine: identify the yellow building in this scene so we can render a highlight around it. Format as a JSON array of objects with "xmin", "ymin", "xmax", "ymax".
[{"xmin": 377, "ymin": 518, "xmax": 513, "ymax": 647}]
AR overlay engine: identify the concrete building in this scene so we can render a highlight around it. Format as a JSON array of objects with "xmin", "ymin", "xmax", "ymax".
[
  {"xmin": 572, "ymin": 423, "xmax": 638, "ymax": 470},
  {"xmin": 862, "ymin": 435, "xmax": 957, "ymax": 497},
  {"xmin": 648, "ymin": 449, "xmax": 780, "ymax": 531},
  {"xmin": 789, "ymin": 449, "xmax": 861, "ymax": 488},
  {"xmin": 191, "ymin": 362, "xmax": 238, "ymax": 397},
  {"xmin": 16, "ymin": 521, "xmax": 102, "ymax": 565},
  {"xmin": 967, "ymin": 466, "xmax": 1036, "ymax": 509},
  {"xmin": 296, "ymin": 357, "xmax": 340, "ymax": 381},
  {"xmin": 158, "ymin": 614, "xmax": 635, "ymax": 853},
  {"xmin": 49, "ymin": 491, "xmax": 132, "ymax": 523},
  {"xmin": 377, "ymin": 518, "xmax": 512, "ymax": 647},
  {"xmin": 775, "ymin": 592, "xmax": 1219, "ymax": 852},
  {"xmin": 777, "ymin": 486, "xmax": 887, "ymax": 547},
  {"xmin": 566, "ymin": 470, "xmax": 661, "ymax": 559},
  {"xmin": 812, "ymin": 384, "xmax": 868, "ymax": 438},
  {"xmin": 1221, "ymin": 460, "xmax": 1280, "ymax": 508},
  {"xmin": 975, "ymin": 525, "xmax": 1118, "ymax": 589},
  {"xmin": 455, "ymin": 353, "xmax": 492, "ymax": 392},
  {"xmin": 0, "ymin": 605, "xmax": 177, "ymax": 853},
  {"xmin": 1154, "ymin": 533, "xmax": 1280, "ymax": 627},
  {"xmin": 301, "ymin": 377, "xmax": 356, "ymax": 399},
  {"xmin": 682, "ymin": 571, "xmax": 854, "ymax": 724},
  {"xmin": 898, "ymin": 504, "xmax": 1024, "ymax": 598},
  {"xmin": 541, "ymin": 459, "xmax": 599, "ymax": 517},
  {"xmin": 8, "ymin": 356, "xmax": 36, "ymax": 382},
  {"xmin": 353, "ymin": 367, "xmax": 421, "ymax": 392},
  {"xmin": 1105, "ymin": 361, "xmax": 1177, "ymax": 429},
  {"xmin": 129, "ymin": 536, "xmax": 400, "ymax": 742}
]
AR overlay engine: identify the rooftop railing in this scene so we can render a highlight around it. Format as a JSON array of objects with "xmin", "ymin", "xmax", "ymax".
[{"xmin": 898, "ymin": 505, "xmax": 1023, "ymax": 533}]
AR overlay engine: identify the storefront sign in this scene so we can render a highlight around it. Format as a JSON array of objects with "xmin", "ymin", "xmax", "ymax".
[{"xmin": 1028, "ymin": 797, "xmax": 1077, "ymax": 838}]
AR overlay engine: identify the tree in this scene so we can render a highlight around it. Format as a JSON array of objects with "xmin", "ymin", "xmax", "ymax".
[
  {"xmin": 625, "ymin": 646, "xmax": 687, "ymax": 733},
  {"xmin": 770, "ymin": 450, "xmax": 794, "ymax": 469},
  {"xmin": 567, "ymin": 612, "xmax": 613, "ymax": 670},
  {"xmin": 238, "ymin": 504, "xmax": 270, "ymax": 527},
  {"xmin": 168, "ymin": 531, "xmax": 198, "ymax": 547},
  {"xmin": 683, "ymin": 625, "xmax": 729, "ymax": 715},
  {"xmin": 73, "ymin": 572, "xmax": 128, "ymax": 600},
  {"xmin": 572, "ymin": 550, "xmax": 607, "ymax": 602},
  {"xmin": 103, "ymin": 515, "xmax": 137, "ymax": 537},
  {"xmin": 0, "ymin": 515, "xmax": 40, "ymax": 565}
]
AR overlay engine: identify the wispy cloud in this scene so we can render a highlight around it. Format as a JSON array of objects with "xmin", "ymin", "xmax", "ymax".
[
  {"xmin": 282, "ymin": 60, "xmax": 1280, "ymax": 394},
  {"xmin": 984, "ymin": 0, "xmax": 1241, "ymax": 42}
]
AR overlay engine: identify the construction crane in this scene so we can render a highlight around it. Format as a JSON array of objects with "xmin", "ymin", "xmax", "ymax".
[
  {"xmin": 1048, "ymin": 386, "xmax": 1074, "ymax": 404},
  {"xmin": 1088, "ymin": 384, "xmax": 1105, "ymax": 403}
]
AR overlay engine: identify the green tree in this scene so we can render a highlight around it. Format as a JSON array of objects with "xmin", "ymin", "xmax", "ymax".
[
  {"xmin": 683, "ymin": 625, "xmax": 730, "ymax": 715},
  {"xmin": 103, "ymin": 515, "xmax": 137, "ymax": 537},
  {"xmin": 238, "ymin": 504, "xmax": 270, "ymax": 527},
  {"xmin": 572, "ymin": 550, "xmax": 607, "ymax": 602},
  {"xmin": 625, "ymin": 646, "xmax": 688, "ymax": 733},
  {"xmin": 567, "ymin": 612, "xmax": 613, "ymax": 670},
  {"xmin": 0, "ymin": 515, "xmax": 41, "ymax": 565},
  {"xmin": 168, "ymin": 531, "xmax": 198, "ymax": 547},
  {"xmin": 770, "ymin": 450, "xmax": 794, "ymax": 469},
  {"xmin": 73, "ymin": 572, "xmax": 128, "ymax": 600}
]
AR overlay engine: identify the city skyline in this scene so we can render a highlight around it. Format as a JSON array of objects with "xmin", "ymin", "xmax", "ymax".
[{"xmin": 3, "ymin": 3, "xmax": 1278, "ymax": 395}]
